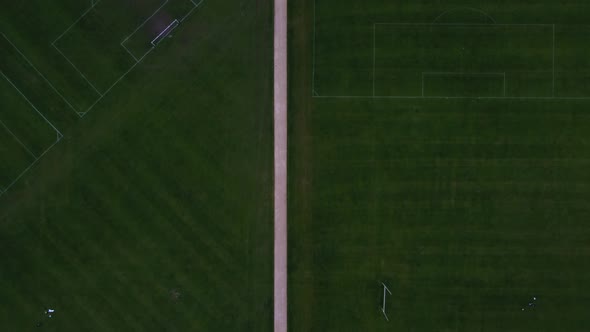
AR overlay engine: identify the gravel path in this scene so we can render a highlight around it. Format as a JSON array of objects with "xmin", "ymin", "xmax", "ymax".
[{"xmin": 273, "ymin": 0, "xmax": 287, "ymax": 331}]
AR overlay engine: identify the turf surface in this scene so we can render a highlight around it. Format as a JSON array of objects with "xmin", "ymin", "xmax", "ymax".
[
  {"xmin": 0, "ymin": 0, "xmax": 273, "ymax": 331},
  {"xmin": 289, "ymin": 1, "xmax": 590, "ymax": 331}
]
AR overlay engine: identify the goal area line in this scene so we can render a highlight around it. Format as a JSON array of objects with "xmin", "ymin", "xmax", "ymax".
[
  {"xmin": 121, "ymin": 0, "xmax": 203, "ymax": 61},
  {"xmin": 311, "ymin": 0, "xmax": 568, "ymax": 99},
  {"xmin": 421, "ymin": 72, "xmax": 507, "ymax": 97},
  {"xmin": 370, "ymin": 22, "xmax": 554, "ymax": 98}
]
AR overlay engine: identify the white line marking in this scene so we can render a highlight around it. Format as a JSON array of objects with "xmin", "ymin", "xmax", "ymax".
[
  {"xmin": 553, "ymin": 24, "xmax": 556, "ymax": 97},
  {"xmin": 0, "ymin": 136, "xmax": 62, "ymax": 198},
  {"xmin": 53, "ymin": 0, "xmax": 101, "ymax": 44},
  {"xmin": 375, "ymin": 22, "xmax": 554, "ymax": 27},
  {"xmin": 180, "ymin": 0, "xmax": 204, "ymax": 23},
  {"xmin": 0, "ymin": 71, "xmax": 62, "ymax": 135},
  {"xmin": 421, "ymin": 72, "xmax": 506, "ymax": 97},
  {"xmin": 52, "ymin": 44, "xmax": 103, "ymax": 96},
  {"xmin": 0, "ymin": 0, "xmax": 205, "ymax": 196},
  {"xmin": 0, "ymin": 72, "xmax": 63, "ymax": 198},
  {"xmin": 0, "ymin": 119, "xmax": 37, "ymax": 159},
  {"xmin": 52, "ymin": 0, "xmax": 204, "ymax": 116},
  {"xmin": 312, "ymin": 95, "xmax": 590, "ymax": 100},
  {"xmin": 121, "ymin": 0, "xmax": 203, "ymax": 59},
  {"xmin": 422, "ymin": 71, "xmax": 506, "ymax": 76},
  {"xmin": 421, "ymin": 72, "xmax": 425, "ymax": 97},
  {"xmin": 312, "ymin": 0, "xmax": 317, "ymax": 95},
  {"xmin": 84, "ymin": 48, "xmax": 154, "ymax": 113},
  {"xmin": 1, "ymin": 33, "xmax": 79, "ymax": 114},
  {"xmin": 121, "ymin": 0, "xmax": 186, "ymax": 62},
  {"xmin": 121, "ymin": 0, "xmax": 170, "ymax": 46},
  {"xmin": 372, "ymin": 23, "xmax": 376, "ymax": 96},
  {"xmin": 121, "ymin": 42, "xmax": 139, "ymax": 63},
  {"xmin": 344, "ymin": 23, "xmax": 556, "ymax": 98}
]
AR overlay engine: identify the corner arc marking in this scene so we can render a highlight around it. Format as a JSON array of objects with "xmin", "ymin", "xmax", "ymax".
[{"xmin": 432, "ymin": 7, "xmax": 497, "ymax": 24}]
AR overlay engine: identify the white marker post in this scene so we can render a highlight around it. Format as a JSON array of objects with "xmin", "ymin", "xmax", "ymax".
[{"xmin": 381, "ymin": 282, "xmax": 392, "ymax": 321}]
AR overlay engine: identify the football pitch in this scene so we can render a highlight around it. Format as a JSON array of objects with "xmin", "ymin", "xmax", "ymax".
[
  {"xmin": 4, "ymin": 0, "xmax": 590, "ymax": 331},
  {"xmin": 1, "ymin": 0, "xmax": 273, "ymax": 331},
  {"xmin": 289, "ymin": 1, "xmax": 590, "ymax": 331}
]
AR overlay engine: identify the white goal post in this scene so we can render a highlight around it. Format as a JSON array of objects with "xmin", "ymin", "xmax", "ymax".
[
  {"xmin": 381, "ymin": 282, "xmax": 392, "ymax": 321},
  {"xmin": 151, "ymin": 19, "xmax": 180, "ymax": 46}
]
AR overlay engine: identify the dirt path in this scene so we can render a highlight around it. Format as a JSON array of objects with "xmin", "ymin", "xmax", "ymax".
[{"xmin": 273, "ymin": 0, "xmax": 287, "ymax": 331}]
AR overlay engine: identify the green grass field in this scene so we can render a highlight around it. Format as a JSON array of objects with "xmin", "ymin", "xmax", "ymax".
[
  {"xmin": 0, "ymin": 0, "xmax": 273, "ymax": 331},
  {"xmin": 289, "ymin": 1, "xmax": 590, "ymax": 331}
]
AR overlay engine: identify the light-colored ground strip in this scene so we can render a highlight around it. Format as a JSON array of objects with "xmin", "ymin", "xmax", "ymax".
[{"xmin": 274, "ymin": 0, "xmax": 287, "ymax": 331}]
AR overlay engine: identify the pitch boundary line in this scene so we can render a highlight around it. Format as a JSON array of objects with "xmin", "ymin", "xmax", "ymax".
[
  {"xmin": 1, "ymin": 33, "xmax": 78, "ymax": 114},
  {"xmin": 181, "ymin": 0, "xmax": 204, "ymax": 23},
  {"xmin": 52, "ymin": 43, "xmax": 104, "ymax": 97},
  {"xmin": 1, "ymin": 32, "xmax": 84, "ymax": 117},
  {"xmin": 0, "ymin": 119, "xmax": 37, "ymax": 159},
  {"xmin": 120, "ymin": 0, "xmax": 170, "ymax": 62},
  {"xmin": 312, "ymin": 0, "xmax": 317, "ymax": 95},
  {"xmin": 84, "ymin": 49, "xmax": 155, "ymax": 113},
  {"xmin": 0, "ymin": 71, "xmax": 63, "ymax": 198},
  {"xmin": 375, "ymin": 22, "xmax": 554, "ymax": 27},
  {"xmin": 312, "ymin": 95, "xmax": 590, "ymax": 100},
  {"xmin": 421, "ymin": 71, "xmax": 506, "ymax": 97},
  {"xmin": 372, "ymin": 23, "xmax": 376, "ymax": 96},
  {"xmin": 0, "ymin": 136, "xmax": 61, "ymax": 198},
  {"xmin": 51, "ymin": 0, "xmax": 105, "ymax": 98},
  {"xmin": 0, "ymin": 71, "xmax": 62, "ymax": 135},
  {"xmin": 121, "ymin": 43, "xmax": 140, "ymax": 63},
  {"xmin": 553, "ymin": 24, "xmax": 556, "ymax": 97},
  {"xmin": 52, "ymin": 0, "xmax": 101, "ymax": 45}
]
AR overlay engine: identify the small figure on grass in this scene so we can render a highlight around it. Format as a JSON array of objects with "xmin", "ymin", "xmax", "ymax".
[
  {"xmin": 169, "ymin": 288, "xmax": 182, "ymax": 302},
  {"xmin": 521, "ymin": 296, "xmax": 537, "ymax": 311},
  {"xmin": 44, "ymin": 308, "xmax": 55, "ymax": 318}
]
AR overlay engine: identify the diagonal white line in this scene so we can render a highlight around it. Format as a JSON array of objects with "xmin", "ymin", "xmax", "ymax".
[
  {"xmin": 53, "ymin": 0, "xmax": 102, "ymax": 44},
  {"xmin": 0, "ymin": 119, "xmax": 37, "ymax": 159},
  {"xmin": 52, "ymin": 44, "xmax": 103, "ymax": 96},
  {"xmin": 0, "ymin": 71, "xmax": 62, "ymax": 135},
  {"xmin": 1, "ymin": 33, "xmax": 79, "ymax": 113}
]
